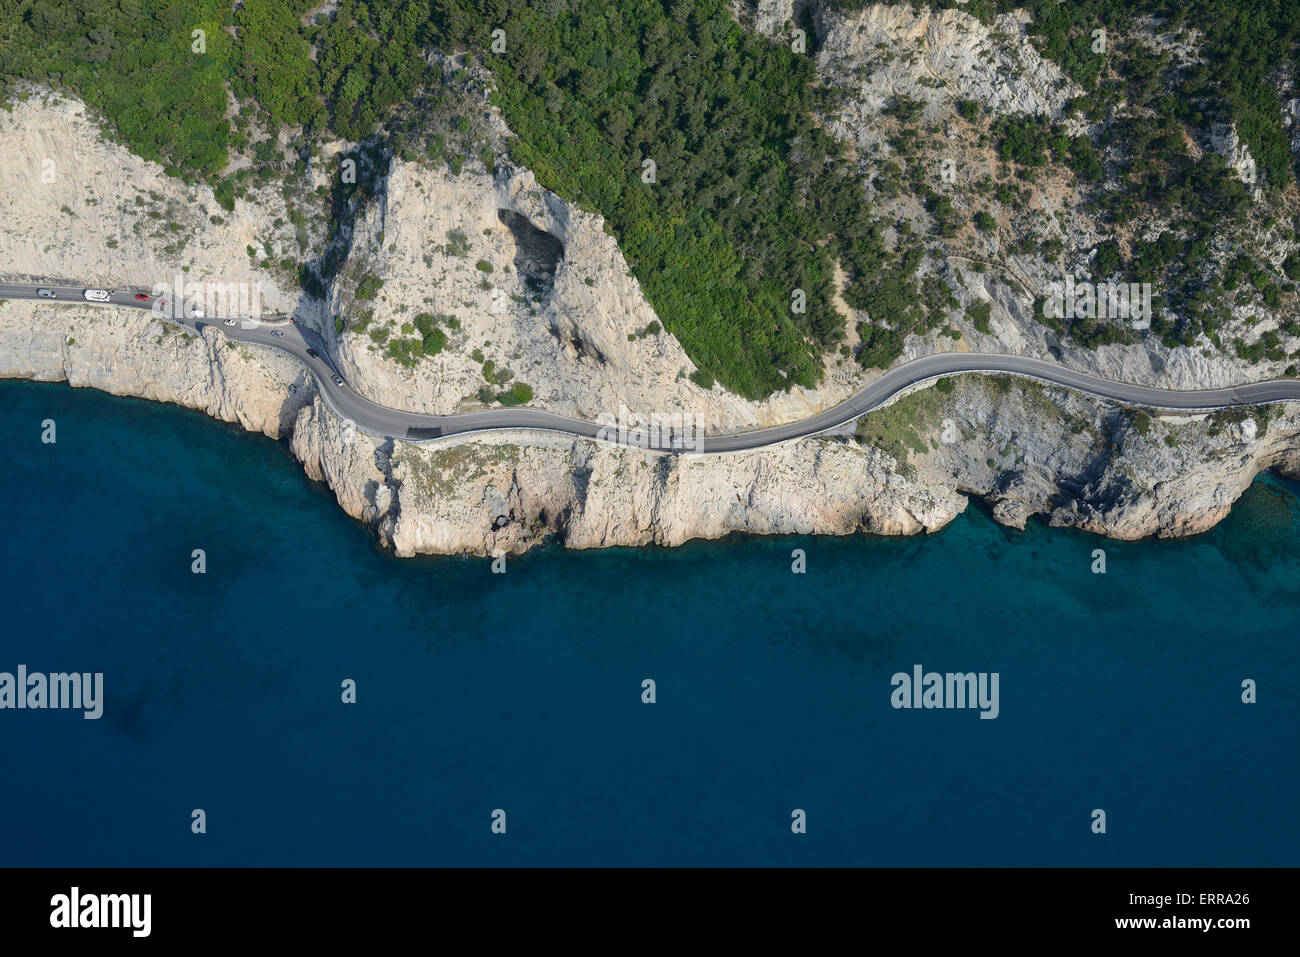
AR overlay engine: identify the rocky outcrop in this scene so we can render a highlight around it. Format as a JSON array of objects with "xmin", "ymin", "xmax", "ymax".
[
  {"xmin": 744, "ymin": 0, "xmax": 797, "ymax": 37},
  {"xmin": 1207, "ymin": 123, "xmax": 1262, "ymax": 191},
  {"xmin": 811, "ymin": 3, "xmax": 1082, "ymax": 122},
  {"xmin": 741, "ymin": 1, "xmax": 1081, "ymax": 122},
  {"xmin": 870, "ymin": 375, "xmax": 1300, "ymax": 540},
  {"xmin": 363, "ymin": 422, "xmax": 961, "ymax": 557},
  {"xmin": 285, "ymin": 371, "xmax": 1300, "ymax": 554}
]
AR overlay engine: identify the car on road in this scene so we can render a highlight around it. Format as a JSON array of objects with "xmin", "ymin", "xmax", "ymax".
[
  {"xmin": 272, "ymin": 330, "xmax": 285, "ymax": 337},
  {"xmin": 332, "ymin": 374, "xmax": 345, "ymax": 387},
  {"xmin": 37, "ymin": 288, "xmax": 56, "ymax": 299},
  {"xmin": 134, "ymin": 293, "xmax": 149, "ymax": 302},
  {"xmin": 189, "ymin": 304, "xmax": 204, "ymax": 318},
  {"xmin": 306, "ymin": 348, "xmax": 320, "ymax": 359},
  {"xmin": 223, "ymin": 319, "xmax": 237, "ymax": 326},
  {"xmin": 83, "ymin": 288, "xmax": 112, "ymax": 302}
]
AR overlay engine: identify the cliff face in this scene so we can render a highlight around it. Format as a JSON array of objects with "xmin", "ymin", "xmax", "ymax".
[
  {"xmin": 291, "ymin": 407, "xmax": 965, "ymax": 557},
  {"xmin": 0, "ymin": 305, "xmax": 308, "ymax": 439},
  {"xmin": 3, "ymin": 64, "xmax": 1300, "ymax": 557},
  {"xmin": 0, "ymin": 92, "xmax": 313, "ymax": 435},
  {"xmin": 218, "ymin": 369, "xmax": 1300, "ymax": 557}
]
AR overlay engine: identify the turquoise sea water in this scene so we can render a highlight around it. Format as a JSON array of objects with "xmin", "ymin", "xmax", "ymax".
[{"xmin": 1, "ymin": 377, "xmax": 1297, "ymax": 866}]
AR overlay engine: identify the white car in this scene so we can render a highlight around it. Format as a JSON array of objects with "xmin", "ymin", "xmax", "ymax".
[
  {"xmin": 82, "ymin": 288, "xmax": 112, "ymax": 302},
  {"xmin": 223, "ymin": 319, "xmax": 237, "ymax": 326},
  {"xmin": 190, "ymin": 305, "xmax": 205, "ymax": 318}
]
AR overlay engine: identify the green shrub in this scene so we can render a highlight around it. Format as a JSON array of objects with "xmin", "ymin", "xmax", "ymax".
[
  {"xmin": 1094, "ymin": 239, "xmax": 1122, "ymax": 278},
  {"xmin": 445, "ymin": 230, "xmax": 470, "ymax": 258},
  {"xmin": 856, "ymin": 324, "xmax": 904, "ymax": 369},
  {"xmin": 422, "ymin": 327, "xmax": 447, "ymax": 356},
  {"xmin": 966, "ymin": 300, "xmax": 993, "ymax": 334},
  {"xmin": 885, "ymin": 95, "xmax": 925, "ymax": 123},
  {"xmin": 214, "ymin": 178, "xmax": 236, "ymax": 212},
  {"xmin": 411, "ymin": 313, "xmax": 452, "ymax": 357},
  {"xmin": 497, "ymin": 382, "xmax": 534, "ymax": 406}
]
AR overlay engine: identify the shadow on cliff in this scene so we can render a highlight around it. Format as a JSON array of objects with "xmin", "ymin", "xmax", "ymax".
[{"xmin": 294, "ymin": 138, "xmax": 393, "ymax": 338}]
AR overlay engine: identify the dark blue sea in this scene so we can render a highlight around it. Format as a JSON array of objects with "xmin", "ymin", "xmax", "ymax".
[{"xmin": 1, "ymin": 378, "xmax": 1296, "ymax": 866}]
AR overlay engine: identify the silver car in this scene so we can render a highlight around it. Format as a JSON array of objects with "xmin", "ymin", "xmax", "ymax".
[{"xmin": 37, "ymin": 288, "xmax": 56, "ymax": 299}]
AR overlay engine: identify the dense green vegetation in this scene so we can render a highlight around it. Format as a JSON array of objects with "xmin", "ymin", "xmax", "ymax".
[
  {"xmin": 0, "ymin": 0, "xmax": 234, "ymax": 176},
  {"xmin": 0, "ymin": 0, "xmax": 431, "ymax": 176},
  {"xmin": 993, "ymin": 116, "xmax": 1103, "ymax": 185},
  {"xmin": 0, "ymin": 0, "xmax": 912, "ymax": 396}
]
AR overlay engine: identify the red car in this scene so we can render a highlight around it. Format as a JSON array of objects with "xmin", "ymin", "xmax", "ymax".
[{"xmin": 134, "ymin": 293, "xmax": 149, "ymax": 301}]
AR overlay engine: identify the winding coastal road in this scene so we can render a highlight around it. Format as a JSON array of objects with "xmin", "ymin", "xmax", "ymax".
[{"xmin": 5, "ymin": 280, "xmax": 1300, "ymax": 454}]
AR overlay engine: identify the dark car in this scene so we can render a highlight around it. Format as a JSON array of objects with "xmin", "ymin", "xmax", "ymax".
[{"xmin": 306, "ymin": 348, "xmax": 320, "ymax": 359}]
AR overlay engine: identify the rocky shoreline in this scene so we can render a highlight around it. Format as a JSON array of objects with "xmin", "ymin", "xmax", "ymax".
[
  {"xmin": 5, "ymin": 297, "xmax": 1299, "ymax": 557},
  {"xmin": 4, "ymin": 5, "xmax": 1300, "ymax": 559}
]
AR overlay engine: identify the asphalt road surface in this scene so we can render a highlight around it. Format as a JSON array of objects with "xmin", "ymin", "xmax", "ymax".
[{"xmin": 6, "ymin": 281, "xmax": 1300, "ymax": 454}]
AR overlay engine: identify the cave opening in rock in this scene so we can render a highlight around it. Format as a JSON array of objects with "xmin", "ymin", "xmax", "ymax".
[{"xmin": 497, "ymin": 209, "xmax": 564, "ymax": 299}]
